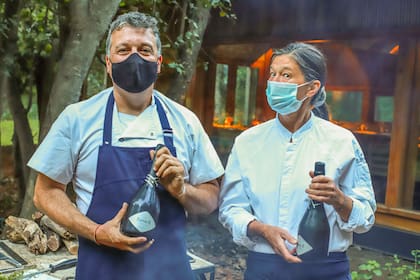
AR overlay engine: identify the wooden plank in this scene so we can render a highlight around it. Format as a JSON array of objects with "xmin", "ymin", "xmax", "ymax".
[
  {"xmin": 375, "ymin": 210, "xmax": 420, "ymax": 233},
  {"xmin": 403, "ymin": 41, "xmax": 420, "ymax": 208},
  {"xmin": 386, "ymin": 40, "xmax": 416, "ymax": 207}
]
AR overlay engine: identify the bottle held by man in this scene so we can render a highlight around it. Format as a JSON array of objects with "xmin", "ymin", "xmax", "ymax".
[
  {"xmin": 120, "ymin": 144, "xmax": 164, "ymax": 239},
  {"xmin": 296, "ymin": 161, "xmax": 330, "ymax": 260}
]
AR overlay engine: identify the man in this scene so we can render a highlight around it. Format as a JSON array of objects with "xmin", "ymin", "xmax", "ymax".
[{"xmin": 28, "ymin": 12, "xmax": 224, "ymax": 280}]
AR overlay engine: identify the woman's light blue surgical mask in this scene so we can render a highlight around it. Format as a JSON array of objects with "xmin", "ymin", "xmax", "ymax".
[{"xmin": 265, "ymin": 80, "xmax": 311, "ymax": 115}]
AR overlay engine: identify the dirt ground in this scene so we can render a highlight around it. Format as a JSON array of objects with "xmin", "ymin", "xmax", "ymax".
[{"xmin": 0, "ymin": 147, "xmax": 416, "ymax": 280}]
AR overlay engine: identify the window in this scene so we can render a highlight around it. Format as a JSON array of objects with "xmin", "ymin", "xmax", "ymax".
[
  {"xmin": 213, "ymin": 64, "xmax": 258, "ymax": 130},
  {"xmin": 234, "ymin": 66, "xmax": 258, "ymax": 127},
  {"xmin": 374, "ymin": 96, "xmax": 394, "ymax": 123},
  {"xmin": 326, "ymin": 90, "xmax": 363, "ymax": 122},
  {"xmin": 214, "ymin": 64, "xmax": 228, "ymax": 126}
]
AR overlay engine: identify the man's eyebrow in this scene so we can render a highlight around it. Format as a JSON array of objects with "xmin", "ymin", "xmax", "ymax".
[{"xmin": 114, "ymin": 42, "xmax": 129, "ymax": 49}]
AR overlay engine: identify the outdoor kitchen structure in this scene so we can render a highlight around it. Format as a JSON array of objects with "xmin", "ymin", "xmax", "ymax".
[{"xmin": 186, "ymin": 0, "xmax": 420, "ymax": 259}]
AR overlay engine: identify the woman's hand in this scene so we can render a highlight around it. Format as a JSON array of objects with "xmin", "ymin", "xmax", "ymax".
[
  {"xmin": 307, "ymin": 171, "xmax": 345, "ymax": 207},
  {"xmin": 248, "ymin": 220, "xmax": 302, "ymax": 263},
  {"xmin": 307, "ymin": 171, "xmax": 352, "ymax": 221}
]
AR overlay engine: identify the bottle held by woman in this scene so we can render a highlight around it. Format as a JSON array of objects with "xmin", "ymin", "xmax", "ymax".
[{"xmin": 297, "ymin": 161, "xmax": 330, "ymax": 259}]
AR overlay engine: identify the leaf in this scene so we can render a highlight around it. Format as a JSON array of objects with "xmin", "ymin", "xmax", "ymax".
[{"xmin": 373, "ymin": 269, "xmax": 382, "ymax": 276}]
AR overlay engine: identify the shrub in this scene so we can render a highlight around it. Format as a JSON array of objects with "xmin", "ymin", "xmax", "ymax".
[{"xmin": 352, "ymin": 249, "xmax": 420, "ymax": 280}]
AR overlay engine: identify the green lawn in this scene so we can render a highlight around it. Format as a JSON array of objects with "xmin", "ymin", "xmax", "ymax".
[{"xmin": 0, "ymin": 119, "xmax": 39, "ymax": 146}]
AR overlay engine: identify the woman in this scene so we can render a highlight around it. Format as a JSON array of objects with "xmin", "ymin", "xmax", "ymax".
[{"xmin": 218, "ymin": 42, "xmax": 376, "ymax": 280}]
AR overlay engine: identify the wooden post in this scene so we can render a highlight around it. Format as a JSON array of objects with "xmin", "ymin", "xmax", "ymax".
[
  {"xmin": 386, "ymin": 40, "xmax": 419, "ymax": 208},
  {"xmin": 203, "ymin": 61, "xmax": 217, "ymax": 134},
  {"xmin": 403, "ymin": 41, "xmax": 420, "ymax": 208},
  {"xmin": 225, "ymin": 65, "xmax": 237, "ymax": 122},
  {"xmin": 253, "ymin": 49, "xmax": 275, "ymax": 122}
]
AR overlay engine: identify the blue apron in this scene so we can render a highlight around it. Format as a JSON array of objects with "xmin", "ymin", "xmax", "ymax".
[
  {"xmin": 245, "ymin": 251, "xmax": 351, "ymax": 280},
  {"xmin": 76, "ymin": 93, "xmax": 194, "ymax": 280}
]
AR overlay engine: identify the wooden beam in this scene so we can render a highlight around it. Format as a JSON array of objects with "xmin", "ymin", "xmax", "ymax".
[
  {"xmin": 253, "ymin": 50, "xmax": 275, "ymax": 122},
  {"xmin": 375, "ymin": 205, "xmax": 420, "ymax": 233},
  {"xmin": 403, "ymin": 41, "xmax": 420, "ymax": 208},
  {"xmin": 386, "ymin": 40, "xmax": 418, "ymax": 208},
  {"xmin": 203, "ymin": 62, "xmax": 217, "ymax": 133},
  {"xmin": 187, "ymin": 66, "xmax": 206, "ymax": 123},
  {"xmin": 225, "ymin": 65, "xmax": 237, "ymax": 120}
]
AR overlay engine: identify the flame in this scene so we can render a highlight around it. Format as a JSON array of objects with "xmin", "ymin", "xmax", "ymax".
[{"xmin": 389, "ymin": 45, "xmax": 399, "ymax": 55}]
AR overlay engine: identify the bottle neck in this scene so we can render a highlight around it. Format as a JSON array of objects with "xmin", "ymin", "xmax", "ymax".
[
  {"xmin": 309, "ymin": 199, "xmax": 324, "ymax": 208},
  {"xmin": 149, "ymin": 165, "xmax": 157, "ymax": 177},
  {"xmin": 146, "ymin": 159, "xmax": 158, "ymax": 186}
]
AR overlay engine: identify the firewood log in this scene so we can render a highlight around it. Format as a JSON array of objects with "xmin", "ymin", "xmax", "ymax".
[
  {"xmin": 4, "ymin": 216, "xmax": 29, "ymax": 242},
  {"xmin": 42, "ymin": 226, "xmax": 62, "ymax": 252},
  {"xmin": 22, "ymin": 222, "xmax": 48, "ymax": 255},
  {"xmin": 5, "ymin": 227, "xmax": 24, "ymax": 243},
  {"xmin": 40, "ymin": 215, "xmax": 76, "ymax": 240},
  {"xmin": 5, "ymin": 216, "xmax": 29, "ymax": 232},
  {"xmin": 31, "ymin": 211, "xmax": 44, "ymax": 223},
  {"xmin": 5, "ymin": 216, "xmax": 48, "ymax": 254},
  {"xmin": 62, "ymin": 238, "xmax": 79, "ymax": 255}
]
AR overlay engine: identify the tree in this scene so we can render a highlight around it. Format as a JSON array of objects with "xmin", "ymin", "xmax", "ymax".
[
  {"xmin": 20, "ymin": 0, "xmax": 121, "ymax": 217},
  {"xmin": 1, "ymin": 0, "xmax": 33, "ymax": 200},
  {"xmin": 1, "ymin": 0, "xmax": 234, "ymax": 218}
]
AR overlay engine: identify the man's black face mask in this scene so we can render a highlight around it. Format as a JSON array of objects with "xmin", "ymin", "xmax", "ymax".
[{"xmin": 111, "ymin": 53, "xmax": 158, "ymax": 93}]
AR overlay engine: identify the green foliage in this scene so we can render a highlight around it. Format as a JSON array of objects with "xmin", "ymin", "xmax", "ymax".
[
  {"xmin": 17, "ymin": 1, "xmax": 58, "ymax": 58},
  {"xmin": 167, "ymin": 62, "xmax": 185, "ymax": 75},
  {"xmin": 352, "ymin": 250, "xmax": 420, "ymax": 280},
  {"xmin": 0, "ymin": 271, "xmax": 23, "ymax": 280},
  {"xmin": 0, "ymin": 119, "xmax": 39, "ymax": 146},
  {"xmin": 1, "ymin": 0, "xmax": 59, "ymax": 141},
  {"xmin": 0, "ymin": 0, "xmax": 236, "ymax": 148}
]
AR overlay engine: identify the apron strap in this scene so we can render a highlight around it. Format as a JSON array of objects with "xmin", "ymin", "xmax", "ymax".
[
  {"xmin": 154, "ymin": 96, "xmax": 176, "ymax": 156},
  {"xmin": 102, "ymin": 92, "xmax": 177, "ymax": 156},
  {"xmin": 103, "ymin": 92, "xmax": 114, "ymax": 146}
]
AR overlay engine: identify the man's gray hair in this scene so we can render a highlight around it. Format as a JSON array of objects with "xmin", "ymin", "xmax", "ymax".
[
  {"xmin": 105, "ymin": 12, "xmax": 161, "ymax": 56},
  {"xmin": 272, "ymin": 42, "xmax": 327, "ymax": 108}
]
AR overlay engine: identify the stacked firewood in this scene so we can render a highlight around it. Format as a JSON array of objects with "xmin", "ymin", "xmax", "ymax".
[{"xmin": 3, "ymin": 212, "xmax": 78, "ymax": 255}]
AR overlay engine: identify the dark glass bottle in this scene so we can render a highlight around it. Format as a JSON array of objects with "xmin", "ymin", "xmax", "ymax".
[
  {"xmin": 120, "ymin": 144, "xmax": 164, "ymax": 239},
  {"xmin": 296, "ymin": 161, "xmax": 330, "ymax": 259}
]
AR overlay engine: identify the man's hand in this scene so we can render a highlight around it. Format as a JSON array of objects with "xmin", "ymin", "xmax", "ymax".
[
  {"xmin": 151, "ymin": 146, "xmax": 185, "ymax": 198},
  {"xmin": 95, "ymin": 203, "xmax": 154, "ymax": 253}
]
